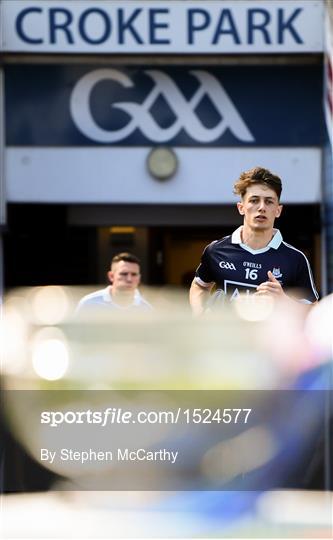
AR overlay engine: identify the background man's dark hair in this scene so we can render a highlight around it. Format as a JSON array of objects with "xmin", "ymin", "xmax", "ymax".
[
  {"xmin": 111, "ymin": 252, "xmax": 140, "ymax": 266},
  {"xmin": 234, "ymin": 167, "xmax": 282, "ymax": 200}
]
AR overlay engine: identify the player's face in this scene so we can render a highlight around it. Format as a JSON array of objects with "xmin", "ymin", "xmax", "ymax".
[
  {"xmin": 108, "ymin": 261, "xmax": 141, "ymax": 293},
  {"xmin": 237, "ymin": 184, "xmax": 283, "ymax": 231}
]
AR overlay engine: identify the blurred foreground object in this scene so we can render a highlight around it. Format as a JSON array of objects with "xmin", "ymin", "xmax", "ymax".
[
  {"xmin": 1, "ymin": 287, "xmax": 332, "ymax": 535},
  {"xmin": 1, "ymin": 489, "xmax": 332, "ymax": 538},
  {"xmin": 1, "ymin": 285, "xmax": 320, "ymax": 389},
  {"xmin": 305, "ymin": 293, "xmax": 333, "ymax": 363}
]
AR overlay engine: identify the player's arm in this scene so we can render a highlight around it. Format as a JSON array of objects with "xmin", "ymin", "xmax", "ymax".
[
  {"xmin": 255, "ymin": 271, "xmax": 304, "ymax": 301},
  {"xmin": 189, "ymin": 279, "xmax": 214, "ymax": 316},
  {"xmin": 255, "ymin": 271, "xmax": 288, "ymax": 298},
  {"xmin": 293, "ymin": 253, "xmax": 319, "ymax": 303},
  {"xmin": 255, "ymin": 267, "xmax": 318, "ymax": 304},
  {"xmin": 255, "ymin": 249, "xmax": 319, "ymax": 303},
  {"xmin": 190, "ymin": 242, "xmax": 216, "ymax": 315}
]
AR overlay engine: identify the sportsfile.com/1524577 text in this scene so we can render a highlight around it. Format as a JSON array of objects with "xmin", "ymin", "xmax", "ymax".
[{"xmin": 40, "ymin": 408, "xmax": 252, "ymax": 427}]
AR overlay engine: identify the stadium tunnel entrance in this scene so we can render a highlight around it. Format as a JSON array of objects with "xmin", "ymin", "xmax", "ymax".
[{"xmin": 4, "ymin": 202, "xmax": 322, "ymax": 296}]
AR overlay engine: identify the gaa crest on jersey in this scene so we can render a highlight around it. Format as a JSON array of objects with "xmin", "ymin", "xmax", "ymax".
[
  {"xmin": 272, "ymin": 267, "xmax": 283, "ymax": 279},
  {"xmin": 219, "ymin": 261, "xmax": 236, "ymax": 270}
]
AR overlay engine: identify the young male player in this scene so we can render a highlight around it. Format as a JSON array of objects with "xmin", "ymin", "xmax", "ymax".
[{"xmin": 189, "ymin": 167, "xmax": 319, "ymax": 315}]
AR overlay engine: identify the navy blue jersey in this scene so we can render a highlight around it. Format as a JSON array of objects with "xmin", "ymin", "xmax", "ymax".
[{"xmin": 195, "ymin": 227, "xmax": 319, "ymax": 303}]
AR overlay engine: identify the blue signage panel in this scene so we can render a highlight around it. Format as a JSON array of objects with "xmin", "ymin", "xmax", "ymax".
[{"xmin": 5, "ymin": 64, "xmax": 323, "ymax": 146}]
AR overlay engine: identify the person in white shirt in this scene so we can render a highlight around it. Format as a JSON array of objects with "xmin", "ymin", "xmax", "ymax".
[{"xmin": 76, "ymin": 252, "xmax": 152, "ymax": 313}]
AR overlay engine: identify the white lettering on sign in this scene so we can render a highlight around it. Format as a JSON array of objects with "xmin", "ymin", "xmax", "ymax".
[
  {"xmin": 1, "ymin": 1, "xmax": 323, "ymax": 54},
  {"xmin": 70, "ymin": 68, "xmax": 254, "ymax": 143}
]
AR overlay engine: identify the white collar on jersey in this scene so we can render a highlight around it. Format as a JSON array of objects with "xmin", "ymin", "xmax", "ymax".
[{"xmin": 231, "ymin": 226, "xmax": 283, "ymax": 255}]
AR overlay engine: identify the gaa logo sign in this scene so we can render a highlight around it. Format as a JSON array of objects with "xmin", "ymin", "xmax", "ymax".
[{"xmin": 70, "ymin": 69, "xmax": 254, "ymax": 143}]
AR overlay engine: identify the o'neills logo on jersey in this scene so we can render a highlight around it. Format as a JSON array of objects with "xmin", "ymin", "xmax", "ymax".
[
  {"xmin": 219, "ymin": 261, "xmax": 236, "ymax": 270},
  {"xmin": 243, "ymin": 261, "xmax": 262, "ymax": 269},
  {"xmin": 70, "ymin": 69, "xmax": 254, "ymax": 143}
]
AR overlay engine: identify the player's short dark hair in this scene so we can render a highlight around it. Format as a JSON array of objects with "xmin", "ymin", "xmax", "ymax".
[
  {"xmin": 111, "ymin": 252, "xmax": 140, "ymax": 267},
  {"xmin": 233, "ymin": 167, "xmax": 282, "ymax": 200}
]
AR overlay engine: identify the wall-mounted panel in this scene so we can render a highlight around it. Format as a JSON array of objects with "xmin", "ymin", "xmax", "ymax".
[
  {"xmin": 5, "ymin": 64, "xmax": 323, "ymax": 147},
  {"xmin": 1, "ymin": 1, "xmax": 324, "ymax": 54}
]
